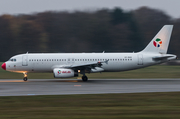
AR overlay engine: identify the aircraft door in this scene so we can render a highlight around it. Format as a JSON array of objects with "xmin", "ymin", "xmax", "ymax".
[
  {"xmin": 138, "ymin": 54, "xmax": 143, "ymax": 65},
  {"xmin": 22, "ymin": 55, "xmax": 28, "ymax": 66}
]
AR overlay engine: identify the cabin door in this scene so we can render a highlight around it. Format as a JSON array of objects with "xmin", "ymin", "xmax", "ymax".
[
  {"xmin": 22, "ymin": 55, "xmax": 28, "ymax": 66},
  {"xmin": 138, "ymin": 54, "xmax": 143, "ymax": 65}
]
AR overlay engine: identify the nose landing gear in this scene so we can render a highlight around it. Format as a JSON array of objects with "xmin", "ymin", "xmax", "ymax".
[{"xmin": 23, "ymin": 72, "xmax": 28, "ymax": 81}]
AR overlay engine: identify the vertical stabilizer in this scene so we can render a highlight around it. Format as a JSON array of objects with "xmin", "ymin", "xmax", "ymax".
[{"xmin": 141, "ymin": 25, "xmax": 173, "ymax": 54}]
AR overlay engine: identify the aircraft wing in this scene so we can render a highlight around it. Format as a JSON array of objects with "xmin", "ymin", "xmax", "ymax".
[{"xmin": 58, "ymin": 60, "xmax": 109, "ymax": 70}]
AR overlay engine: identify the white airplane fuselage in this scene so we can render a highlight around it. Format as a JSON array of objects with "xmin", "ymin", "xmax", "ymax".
[{"xmin": 5, "ymin": 52, "xmax": 176, "ymax": 73}]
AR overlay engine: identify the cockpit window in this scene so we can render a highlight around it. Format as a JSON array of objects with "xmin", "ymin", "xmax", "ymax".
[{"xmin": 8, "ymin": 59, "xmax": 16, "ymax": 62}]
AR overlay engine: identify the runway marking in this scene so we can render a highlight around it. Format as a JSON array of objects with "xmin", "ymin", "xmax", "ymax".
[
  {"xmin": 0, "ymin": 80, "xmax": 25, "ymax": 82},
  {"xmin": 66, "ymin": 80, "xmax": 79, "ymax": 82}
]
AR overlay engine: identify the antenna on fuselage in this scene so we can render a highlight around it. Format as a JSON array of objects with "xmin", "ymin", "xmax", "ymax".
[
  {"xmin": 103, "ymin": 51, "xmax": 105, "ymax": 53},
  {"xmin": 26, "ymin": 52, "xmax": 28, "ymax": 54}
]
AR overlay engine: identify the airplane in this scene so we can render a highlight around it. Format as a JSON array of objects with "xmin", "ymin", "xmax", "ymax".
[{"xmin": 1, "ymin": 25, "xmax": 177, "ymax": 81}]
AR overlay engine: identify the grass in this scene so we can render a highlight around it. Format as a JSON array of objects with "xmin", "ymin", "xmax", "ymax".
[
  {"xmin": 0, "ymin": 62, "xmax": 180, "ymax": 79},
  {"xmin": 0, "ymin": 92, "xmax": 180, "ymax": 118}
]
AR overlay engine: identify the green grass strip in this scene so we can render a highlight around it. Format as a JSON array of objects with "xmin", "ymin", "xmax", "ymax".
[{"xmin": 0, "ymin": 92, "xmax": 180, "ymax": 118}]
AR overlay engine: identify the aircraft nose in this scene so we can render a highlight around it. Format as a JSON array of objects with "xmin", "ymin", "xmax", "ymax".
[{"xmin": 1, "ymin": 63, "xmax": 6, "ymax": 70}]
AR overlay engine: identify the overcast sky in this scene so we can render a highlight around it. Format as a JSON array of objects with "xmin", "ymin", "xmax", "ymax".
[{"xmin": 0, "ymin": 0, "xmax": 179, "ymax": 18}]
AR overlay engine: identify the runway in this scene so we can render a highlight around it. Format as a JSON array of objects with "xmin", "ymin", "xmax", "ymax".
[{"xmin": 0, "ymin": 79, "xmax": 180, "ymax": 96}]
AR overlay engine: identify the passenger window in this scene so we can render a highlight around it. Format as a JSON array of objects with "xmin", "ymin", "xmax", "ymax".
[{"xmin": 14, "ymin": 59, "xmax": 16, "ymax": 62}]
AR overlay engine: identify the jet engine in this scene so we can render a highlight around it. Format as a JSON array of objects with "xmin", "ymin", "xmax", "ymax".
[{"xmin": 53, "ymin": 68, "xmax": 78, "ymax": 78}]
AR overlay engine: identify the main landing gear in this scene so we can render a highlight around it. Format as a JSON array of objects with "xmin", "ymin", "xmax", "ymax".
[
  {"xmin": 23, "ymin": 72, "xmax": 28, "ymax": 81},
  {"xmin": 80, "ymin": 70, "xmax": 88, "ymax": 82},
  {"xmin": 82, "ymin": 75, "xmax": 88, "ymax": 82}
]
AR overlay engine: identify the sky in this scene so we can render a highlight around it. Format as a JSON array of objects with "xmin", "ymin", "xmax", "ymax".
[{"xmin": 0, "ymin": 0, "xmax": 180, "ymax": 18}]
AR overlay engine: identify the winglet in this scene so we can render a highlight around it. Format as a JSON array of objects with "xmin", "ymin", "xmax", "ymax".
[
  {"xmin": 104, "ymin": 59, "xmax": 109, "ymax": 64},
  {"xmin": 99, "ymin": 59, "xmax": 109, "ymax": 65}
]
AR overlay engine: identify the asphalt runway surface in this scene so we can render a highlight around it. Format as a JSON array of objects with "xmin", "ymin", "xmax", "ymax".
[{"xmin": 0, "ymin": 79, "xmax": 180, "ymax": 96}]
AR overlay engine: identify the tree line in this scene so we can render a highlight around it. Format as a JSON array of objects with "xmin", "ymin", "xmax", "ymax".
[{"xmin": 0, "ymin": 7, "xmax": 180, "ymax": 61}]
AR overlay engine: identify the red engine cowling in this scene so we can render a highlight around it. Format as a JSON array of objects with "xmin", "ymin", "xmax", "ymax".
[{"xmin": 53, "ymin": 68, "xmax": 78, "ymax": 78}]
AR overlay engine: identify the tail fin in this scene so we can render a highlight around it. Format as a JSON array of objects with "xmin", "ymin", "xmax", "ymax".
[{"xmin": 141, "ymin": 25, "xmax": 173, "ymax": 54}]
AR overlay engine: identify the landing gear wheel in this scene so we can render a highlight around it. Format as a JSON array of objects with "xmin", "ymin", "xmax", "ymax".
[
  {"xmin": 23, "ymin": 77, "xmax": 28, "ymax": 81},
  {"xmin": 23, "ymin": 73, "xmax": 28, "ymax": 81},
  {"xmin": 82, "ymin": 76, "xmax": 88, "ymax": 82}
]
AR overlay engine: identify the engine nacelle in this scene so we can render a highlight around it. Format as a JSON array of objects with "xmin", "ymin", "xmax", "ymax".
[{"xmin": 53, "ymin": 68, "xmax": 78, "ymax": 78}]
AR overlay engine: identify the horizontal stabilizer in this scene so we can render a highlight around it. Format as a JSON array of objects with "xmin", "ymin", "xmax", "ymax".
[{"xmin": 152, "ymin": 55, "xmax": 176, "ymax": 61}]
